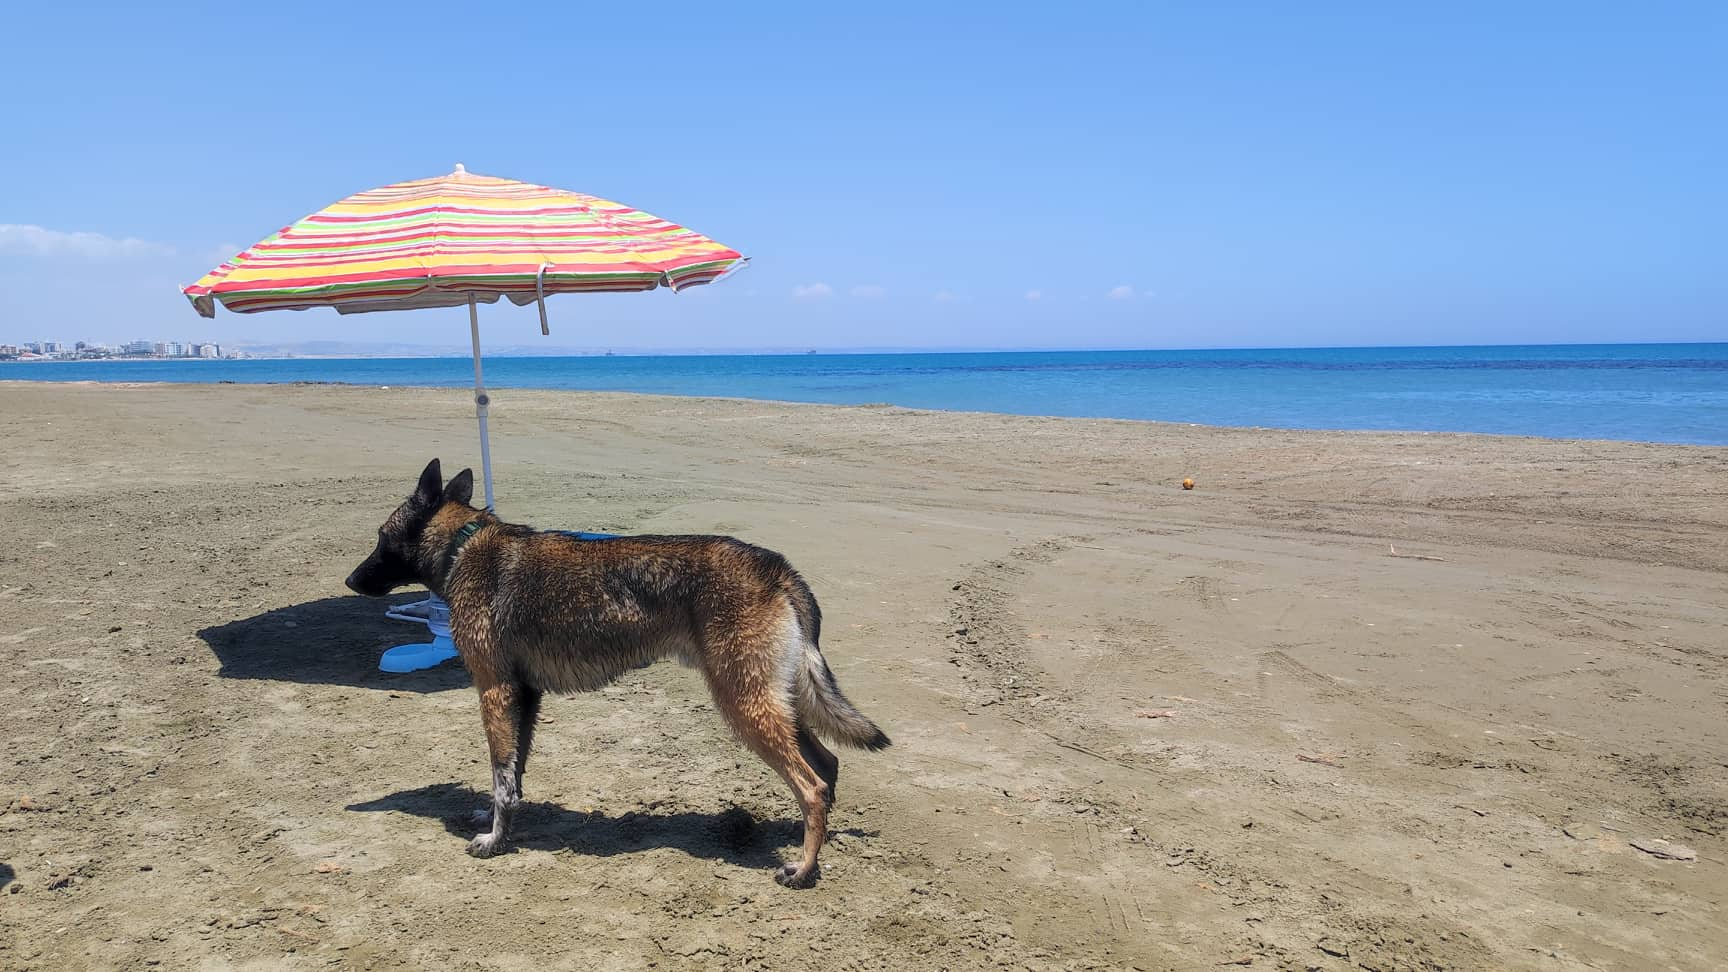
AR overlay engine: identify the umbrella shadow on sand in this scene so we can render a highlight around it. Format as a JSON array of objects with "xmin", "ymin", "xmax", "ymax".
[
  {"xmin": 347, "ymin": 783, "xmax": 878, "ymax": 874},
  {"xmin": 197, "ymin": 595, "xmax": 470, "ymax": 694},
  {"xmin": 0, "ymin": 863, "xmax": 13, "ymax": 890}
]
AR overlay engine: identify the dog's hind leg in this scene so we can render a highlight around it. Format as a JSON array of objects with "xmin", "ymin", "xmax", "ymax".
[
  {"xmin": 703, "ymin": 625, "xmax": 831, "ymax": 887},
  {"xmin": 742, "ymin": 708, "xmax": 830, "ymax": 888},
  {"xmin": 796, "ymin": 724, "xmax": 838, "ymax": 809}
]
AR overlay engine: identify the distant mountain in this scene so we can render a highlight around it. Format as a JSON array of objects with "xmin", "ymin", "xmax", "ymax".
[
  {"xmin": 231, "ymin": 340, "xmax": 479, "ymax": 358},
  {"xmin": 226, "ymin": 341, "xmax": 1030, "ymax": 358},
  {"xmin": 229, "ymin": 340, "xmax": 630, "ymax": 358}
]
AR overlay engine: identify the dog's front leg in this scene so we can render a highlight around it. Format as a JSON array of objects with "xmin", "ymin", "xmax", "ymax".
[{"xmin": 466, "ymin": 679, "xmax": 524, "ymax": 858}]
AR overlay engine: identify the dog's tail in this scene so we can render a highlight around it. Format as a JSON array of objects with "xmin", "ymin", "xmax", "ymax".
[
  {"xmin": 795, "ymin": 645, "xmax": 891, "ymax": 751},
  {"xmin": 785, "ymin": 580, "xmax": 891, "ymax": 751}
]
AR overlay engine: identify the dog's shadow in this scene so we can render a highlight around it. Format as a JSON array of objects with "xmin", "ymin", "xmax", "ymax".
[
  {"xmin": 347, "ymin": 783, "xmax": 877, "ymax": 872},
  {"xmin": 196, "ymin": 595, "xmax": 470, "ymax": 694}
]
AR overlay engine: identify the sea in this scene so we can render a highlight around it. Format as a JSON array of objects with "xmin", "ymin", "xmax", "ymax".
[{"xmin": 7, "ymin": 344, "xmax": 1726, "ymax": 446}]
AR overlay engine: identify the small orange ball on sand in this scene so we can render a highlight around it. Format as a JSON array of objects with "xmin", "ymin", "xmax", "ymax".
[{"xmin": 1182, "ymin": 478, "xmax": 1195, "ymax": 490}]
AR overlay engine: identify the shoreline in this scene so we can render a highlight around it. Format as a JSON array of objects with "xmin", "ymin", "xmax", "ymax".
[{"xmin": 6, "ymin": 376, "xmax": 1726, "ymax": 450}]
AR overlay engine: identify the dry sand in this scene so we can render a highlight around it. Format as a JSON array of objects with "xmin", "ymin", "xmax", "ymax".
[{"xmin": 1, "ymin": 381, "xmax": 1724, "ymax": 971}]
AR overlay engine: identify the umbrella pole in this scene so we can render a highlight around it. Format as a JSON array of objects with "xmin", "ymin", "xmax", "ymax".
[
  {"xmin": 376, "ymin": 294, "xmax": 486, "ymax": 674},
  {"xmin": 468, "ymin": 293, "xmax": 496, "ymax": 510}
]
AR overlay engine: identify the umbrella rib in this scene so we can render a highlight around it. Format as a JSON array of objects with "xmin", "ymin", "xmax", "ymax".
[
  {"xmin": 561, "ymin": 193, "xmax": 674, "ymax": 289},
  {"xmin": 431, "ymin": 170, "xmax": 450, "ymax": 298}
]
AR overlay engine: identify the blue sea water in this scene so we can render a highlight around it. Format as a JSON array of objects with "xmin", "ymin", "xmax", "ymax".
[{"xmin": 7, "ymin": 344, "xmax": 1726, "ymax": 445}]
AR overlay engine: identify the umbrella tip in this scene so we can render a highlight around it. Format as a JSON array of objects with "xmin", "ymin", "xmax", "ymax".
[{"xmin": 454, "ymin": 162, "xmax": 466, "ymax": 175}]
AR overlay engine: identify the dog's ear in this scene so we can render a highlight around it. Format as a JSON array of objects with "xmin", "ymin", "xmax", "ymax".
[
  {"xmin": 445, "ymin": 468, "xmax": 474, "ymax": 507},
  {"xmin": 414, "ymin": 458, "xmax": 443, "ymax": 506}
]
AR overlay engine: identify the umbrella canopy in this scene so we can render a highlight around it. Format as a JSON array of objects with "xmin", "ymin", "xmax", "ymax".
[{"xmin": 185, "ymin": 165, "xmax": 745, "ymax": 319}]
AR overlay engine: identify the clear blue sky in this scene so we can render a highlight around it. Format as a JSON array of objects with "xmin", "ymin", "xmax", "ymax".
[{"xmin": 2, "ymin": 2, "xmax": 1723, "ymax": 351}]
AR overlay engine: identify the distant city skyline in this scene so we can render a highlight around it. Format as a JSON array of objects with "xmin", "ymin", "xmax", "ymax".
[
  {"xmin": 3, "ymin": 5, "xmax": 1724, "ymax": 350},
  {"xmin": 0, "ymin": 337, "xmax": 231, "ymax": 361},
  {"xmin": 3, "ymin": 337, "xmax": 226, "ymax": 349}
]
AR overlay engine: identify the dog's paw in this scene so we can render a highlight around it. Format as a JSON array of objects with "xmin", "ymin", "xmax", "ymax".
[
  {"xmin": 468, "ymin": 807, "xmax": 494, "ymax": 831},
  {"xmin": 466, "ymin": 833, "xmax": 505, "ymax": 858},
  {"xmin": 772, "ymin": 862, "xmax": 818, "ymax": 889}
]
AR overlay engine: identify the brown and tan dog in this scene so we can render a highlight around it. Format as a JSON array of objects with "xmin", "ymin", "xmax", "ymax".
[{"xmin": 345, "ymin": 459, "xmax": 889, "ymax": 888}]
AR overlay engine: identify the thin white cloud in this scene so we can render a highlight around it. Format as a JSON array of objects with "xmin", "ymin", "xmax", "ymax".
[
  {"xmin": 792, "ymin": 282, "xmax": 834, "ymax": 299},
  {"xmin": 934, "ymin": 290, "xmax": 956, "ymax": 303},
  {"xmin": 849, "ymin": 284, "xmax": 885, "ymax": 298},
  {"xmin": 0, "ymin": 223, "xmax": 177, "ymax": 260},
  {"xmin": 201, "ymin": 241, "xmax": 244, "ymax": 266},
  {"xmin": 1108, "ymin": 285, "xmax": 1135, "ymax": 300},
  {"xmin": 1024, "ymin": 289, "xmax": 1043, "ymax": 301}
]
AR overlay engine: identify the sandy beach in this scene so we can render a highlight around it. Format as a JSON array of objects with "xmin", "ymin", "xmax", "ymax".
[{"xmin": 1, "ymin": 381, "xmax": 1724, "ymax": 971}]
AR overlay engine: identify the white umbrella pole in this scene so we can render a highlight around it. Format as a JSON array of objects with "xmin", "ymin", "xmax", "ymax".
[
  {"xmin": 378, "ymin": 300, "xmax": 483, "ymax": 673},
  {"xmin": 378, "ymin": 295, "xmax": 485, "ymax": 672},
  {"xmin": 467, "ymin": 293, "xmax": 496, "ymax": 510}
]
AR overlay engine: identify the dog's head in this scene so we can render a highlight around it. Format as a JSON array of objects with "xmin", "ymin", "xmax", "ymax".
[{"xmin": 344, "ymin": 458, "xmax": 476, "ymax": 597}]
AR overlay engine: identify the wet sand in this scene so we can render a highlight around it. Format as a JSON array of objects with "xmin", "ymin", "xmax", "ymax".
[{"xmin": 1, "ymin": 381, "xmax": 1724, "ymax": 970}]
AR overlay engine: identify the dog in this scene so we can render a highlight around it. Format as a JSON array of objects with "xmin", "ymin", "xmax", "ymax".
[{"xmin": 344, "ymin": 459, "xmax": 889, "ymax": 887}]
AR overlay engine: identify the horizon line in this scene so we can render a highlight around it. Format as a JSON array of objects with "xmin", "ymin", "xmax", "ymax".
[{"xmin": 5, "ymin": 338, "xmax": 1725, "ymax": 359}]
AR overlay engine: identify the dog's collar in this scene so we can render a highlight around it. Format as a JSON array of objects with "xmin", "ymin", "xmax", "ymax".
[{"xmin": 441, "ymin": 520, "xmax": 486, "ymax": 582}]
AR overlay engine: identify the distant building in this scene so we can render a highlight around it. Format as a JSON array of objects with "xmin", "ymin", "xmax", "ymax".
[
  {"xmin": 197, "ymin": 343, "xmax": 220, "ymax": 358},
  {"xmin": 0, "ymin": 345, "xmax": 21, "ymax": 358},
  {"xmin": 40, "ymin": 341, "xmax": 63, "ymax": 354},
  {"xmin": 124, "ymin": 340, "xmax": 155, "ymax": 355}
]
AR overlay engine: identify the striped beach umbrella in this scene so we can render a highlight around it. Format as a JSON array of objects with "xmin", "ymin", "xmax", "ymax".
[
  {"xmin": 185, "ymin": 164, "xmax": 744, "ymax": 320},
  {"xmin": 184, "ymin": 164, "xmax": 747, "ymax": 508}
]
